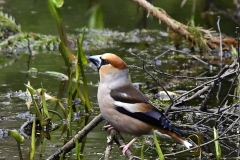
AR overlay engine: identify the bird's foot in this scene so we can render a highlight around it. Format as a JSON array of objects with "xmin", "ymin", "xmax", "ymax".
[
  {"xmin": 119, "ymin": 137, "xmax": 138, "ymax": 155},
  {"xmin": 119, "ymin": 144, "xmax": 132, "ymax": 155},
  {"xmin": 102, "ymin": 124, "xmax": 114, "ymax": 131}
]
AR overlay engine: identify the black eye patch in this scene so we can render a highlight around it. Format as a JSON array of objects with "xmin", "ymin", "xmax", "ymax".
[{"xmin": 101, "ymin": 58, "xmax": 109, "ymax": 66}]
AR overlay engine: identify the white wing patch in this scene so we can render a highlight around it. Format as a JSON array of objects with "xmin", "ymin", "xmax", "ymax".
[
  {"xmin": 114, "ymin": 101, "xmax": 140, "ymax": 113},
  {"xmin": 154, "ymin": 130, "xmax": 171, "ymax": 138}
]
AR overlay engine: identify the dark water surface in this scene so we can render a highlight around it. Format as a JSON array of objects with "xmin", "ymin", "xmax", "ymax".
[{"xmin": 0, "ymin": 0, "xmax": 239, "ymax": 159}]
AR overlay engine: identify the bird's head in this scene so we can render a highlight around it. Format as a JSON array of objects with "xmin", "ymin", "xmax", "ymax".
[{"xmin": 89, "ymin": 53, "xmax": 128, "ymax": 82}]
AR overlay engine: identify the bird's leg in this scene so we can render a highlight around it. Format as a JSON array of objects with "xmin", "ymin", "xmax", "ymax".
[
  {"xmin": 103, "ymin": 124, "xmax": 114, "ymax": 131},
  {"xmin": 120, "ymin": 137, "xmax": 138, "ymax": 155}
]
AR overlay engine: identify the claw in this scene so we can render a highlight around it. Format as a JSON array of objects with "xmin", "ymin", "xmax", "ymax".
[
  {"xmin": 119, "ymin": 137, "xmax": 138, "ymax": 155},
  {"xmin": 103, "ymin": 124, "xmax": 114, "ymax": 131},
  {"xmin": 120, "ymin": 145, "xmax": 131, "ymax": 155}
]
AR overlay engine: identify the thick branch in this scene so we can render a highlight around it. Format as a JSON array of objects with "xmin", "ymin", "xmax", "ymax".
[
  {"xmin": 46, "ymin": 114, "xmax": 104, "ymax": 160},
  {"xmin": 46, "ymin": 113, "xmax": 136, "ymax": 160},
  {"xmin": 131, "ymin": 0, "xmax": 194, "ymax": 42},
  {"xmin": 131, "ymin": 0, "xmax": 238, "ymax": 52}
]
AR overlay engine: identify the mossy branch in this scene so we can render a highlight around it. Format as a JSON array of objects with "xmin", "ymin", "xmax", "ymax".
[{"xmin": 131, "ymin": 0, "xmax": 236, "ymax": 52}]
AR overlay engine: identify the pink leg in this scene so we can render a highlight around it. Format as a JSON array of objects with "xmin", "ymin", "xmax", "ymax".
[{"xmin": 120, "ymin": 137, "xmax": 138, "ymax": 155}]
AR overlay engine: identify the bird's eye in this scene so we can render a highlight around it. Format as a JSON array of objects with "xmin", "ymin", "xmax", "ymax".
[{"xmin": 101, "ymin": 59, "xmax": 109, "ymax": 66}]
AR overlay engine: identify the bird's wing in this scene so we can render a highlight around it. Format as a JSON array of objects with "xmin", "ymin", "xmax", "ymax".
[
  {"xmin": 110, "ymin": 84, "xmax": 183, "ymax": 137},
  {"xmin": 110, "ymin": 84, "xmax": 149, "ymax": 104}
]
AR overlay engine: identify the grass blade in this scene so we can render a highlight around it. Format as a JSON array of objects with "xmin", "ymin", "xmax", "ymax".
[
  {"xmin": 77, "ymin": 28, "xmax": 92, "ymax": 112},
  {"xmin": 25, "ymin": 84, "xmax": 45, "ymax": 125},
  {"xmin": 141, "ymin": 143, "xmax": 145, "ymax": 160},
  {"xmin": 153, "ymin": 130, "xmax": 165, "ymax": 160},
  {"xmin": 30, "ymin": 117, "xmax": 36, "ymax": 160},
  {"xmin": 213, "ymin": 127, "xmax": 221, "ymax": 160},
  {"xmin": 40, "ymin": 87, "xmax": 50, "ymax": 118}
]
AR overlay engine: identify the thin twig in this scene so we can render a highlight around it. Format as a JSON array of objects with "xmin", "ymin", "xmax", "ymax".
[
  {"xmin": 164, "ymin": 117, "xmax": 240, "ymax": 157},
  {"xmin": 217, "ymin": 16, "xmax": 223, "ymax": 66},
  {"xmin": 128, "ymin": 49, "xmax": 175, "ymax": 115}
]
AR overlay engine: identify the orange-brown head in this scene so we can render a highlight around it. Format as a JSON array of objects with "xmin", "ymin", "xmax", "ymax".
[{"xmin": 89, "ymin": 53, "xmax": 128, "ymax": 81}]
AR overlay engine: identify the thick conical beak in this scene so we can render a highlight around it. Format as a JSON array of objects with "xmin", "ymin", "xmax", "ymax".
[{"xmin": 88, "ymin": 55, "xmax": 102, "ymax": 69}]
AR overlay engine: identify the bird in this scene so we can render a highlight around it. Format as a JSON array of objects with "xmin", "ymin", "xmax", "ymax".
[{"xmin": 88, "ymin": 53, "xmax": 192, "ymax": 155}]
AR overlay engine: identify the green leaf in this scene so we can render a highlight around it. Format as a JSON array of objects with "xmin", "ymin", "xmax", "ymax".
[
  {"xmin": 24, "ymin": 83, "xmax": 36, "ymax": 95},
  {"xmin": 213, "ymin": 127, "xmax": 221, "ymax": 160},
  {"xmin": 51, "ymin": 0, "xmax": 64, "ymax": 8},
  {"xmin": 59, "ymin": 41, "xmax": 71, "ymax": 69},
  {"xmin": 44, "ymin": 71, "xmax": 69, "ymax": 81},
  {"xmin": 40, "ymin": 87, "xmax": 50, "ymax": 118},
  {"xmin": 25, "ymin": 83, "xmax": 44, "ymax": 125},
  {"xmin": 58, "ymin": 101, "xmax": 68, "ymax": 119},
  {"xmin": 30, "ymin": 117, "xmax": 36, "ymax": 160},
  {"xmin": 36, "ymin": 88, "xmax": 58, "ymax": 101},
  {"xmin": 231, "ymin": 45, "xmax": 238, "ymax": 57},
  {"xmin": 78, "ymin": 28, "xmax": 88, "ymax": 66},
  {"xmin": 48, "ymin": 0, "xmax": 61, "ymax": 22},
  {"xmin": 153, "ymin": 130, "xmax": 165, "ymax": 160},
  {"xmin": 76, "ymin": 139, "xmax": 80, "ymax": 160},
  {"xmin": 88, "ymin": 4, "xmax": 104, "ymax": 29},
  {"xmin": 77, "ymin": 28, "xmax": 92, "ymax": 112},
  {"xmin": 141, "ymin": 143, "xmax": 145, "ymax": 160},
  {"xmin": 9, "ymin": 130, "xmax": 25, "ymax": 143}
]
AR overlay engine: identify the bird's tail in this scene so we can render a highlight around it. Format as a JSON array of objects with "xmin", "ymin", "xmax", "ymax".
[
  {"xmin": 154, "ymin": 128, "xmax": 192, "ymax": 149},
  {"xmin": 181, "ymin": 139, "xmax": 192, "ymax": 149}
]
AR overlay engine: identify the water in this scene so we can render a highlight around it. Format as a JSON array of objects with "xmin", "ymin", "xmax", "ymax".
[{"xmin": 0, "ymin": 0, "xmax": 239, "ymax": 159}]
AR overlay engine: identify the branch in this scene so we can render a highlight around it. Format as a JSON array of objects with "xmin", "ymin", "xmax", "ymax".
[
  {"xmin": 164, "ymin": 116, "xmax": 240, "ymax": 157},
  {"xmin": 46, "ymin": 114, "xmax": 136, "ymax": 160},
  {"xmin": 130, "ymin": 0, "xmax": 204, "ymax": 48},
  {"xmin": 105, "ymin": 129, "xmax": 137, "ymax": 160},
  {"xmin": 131, "ymin": 0, "xmax": 191, "ymax": 38},
  {"xmin": 130, "ymin": 0, "xmax": 238, "ymax": 52},
  {"xmin": 46, "ymin": 114, "xmax": 104, "ymax": 160}
]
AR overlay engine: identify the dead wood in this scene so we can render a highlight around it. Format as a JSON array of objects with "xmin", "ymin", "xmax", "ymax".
[
  {"xmin": 131, "ymin": 0, "xmax": 238, "ymax": 53},
  {"xmin": 46, "ymin": 114, "xmax": 104, "ymax": 160}
]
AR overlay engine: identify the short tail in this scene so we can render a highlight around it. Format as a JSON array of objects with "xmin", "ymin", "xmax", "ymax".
[
  {"xmin": 154, "ymin": 128, "xmax": 193, "ymax": 149},
  {"xmin": 181, "ymin": 139, "xmax": 192, "ymax": 149}
]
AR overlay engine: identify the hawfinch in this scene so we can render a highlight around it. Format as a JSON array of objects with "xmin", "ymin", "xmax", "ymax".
[{"xmin": 89, "ymin": 53, "xmax": 192, "ymax": 154}]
